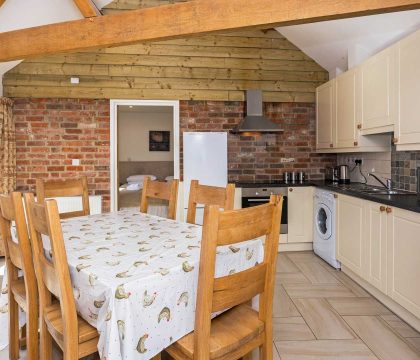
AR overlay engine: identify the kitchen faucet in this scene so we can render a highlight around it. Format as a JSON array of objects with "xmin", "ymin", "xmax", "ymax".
[{"xmin": 368, "ymin": 173, "xmax": 392, "ymax": 190}]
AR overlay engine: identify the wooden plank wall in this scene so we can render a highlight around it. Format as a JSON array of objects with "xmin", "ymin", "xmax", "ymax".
[{"xmin": 2, "ymin": 1, "xmax": 328, "ymax": 102}]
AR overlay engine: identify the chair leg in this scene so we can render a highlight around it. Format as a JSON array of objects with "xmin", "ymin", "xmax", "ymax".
[
  {"xmin": 259, "ymin": 342, "xmax": 272, "ymax": 360},
  {"xmin": 40, "ymin": 320, "xmax": 53, "ymax": 360},
  {"xmin": 26, "ymin": 311, "xmax": 39, "ymax": 360},
  {"xmin": 8, "ymin": 297, "xmax": 20, "ymax": 360}
]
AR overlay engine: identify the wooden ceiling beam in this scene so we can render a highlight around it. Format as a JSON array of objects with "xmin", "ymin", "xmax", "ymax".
[
  {"xmin": 1, "ymin": 0, "xmax": 420, "ymax": 62},
  {"xmin": 73, "ymin": 0, "xmax": 101, "ymax": 17}
]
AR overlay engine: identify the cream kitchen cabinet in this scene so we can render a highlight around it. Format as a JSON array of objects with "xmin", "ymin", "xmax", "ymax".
[
  {"xmin": 359, "ymin": 47, "xmax": 397, "ymax": 135},
  {"xmin": 316, "ymin": 74, "xmax": 390, "ymax": 153},
  {"xmin": 387, "ymin": 207, "xmax": 420, "ymax": 318},
  {"xmin": 335, "ymin": 68, "xmax": 358, "ymax": 148},
  {"xmin": 336, "ymin": 194, "xmax": 364, "ymax": 277},
  {"xmin": 316, "ymin": 80, "xmax": 335, "ymax": 150},
  {"xmin": 287, "ymin": 186, "xmax": 314, "ymax": 243},
  {"xmin": 396, "ymin": 29, "xmax": 420, "ymax": 150},
  {"xmin": 363, "ymin": 201, "xmax": 388, "ymax": 293}
]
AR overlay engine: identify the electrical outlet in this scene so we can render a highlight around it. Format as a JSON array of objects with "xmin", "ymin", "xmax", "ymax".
[
  {"xmin": 72, "ymin": 159, "xmax": 80, "ymax": 166},
  {"xmin": 355, "ymin": 159, "xmax": 362, "ymax": 165}
]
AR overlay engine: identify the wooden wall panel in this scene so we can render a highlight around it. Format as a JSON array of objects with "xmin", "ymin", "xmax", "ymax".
[{"xmin": 3, "ymin": 4, "xmax": 328, "ymax": 102}]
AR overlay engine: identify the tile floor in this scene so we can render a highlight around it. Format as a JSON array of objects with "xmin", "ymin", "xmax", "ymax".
[{"xmin": 1, "ymin": 252, "xmax": 420, "ymax": 359}]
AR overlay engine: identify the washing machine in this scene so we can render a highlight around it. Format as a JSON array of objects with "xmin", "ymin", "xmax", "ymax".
[{"xmin": 313, "ymin": 189, "xmax": 341, "ymax": 269}]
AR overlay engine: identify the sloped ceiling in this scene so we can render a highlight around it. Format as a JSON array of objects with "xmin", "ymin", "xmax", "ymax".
[{"xmin": 277, "ymin": 10, "xmax": 420, "ymax": 78}]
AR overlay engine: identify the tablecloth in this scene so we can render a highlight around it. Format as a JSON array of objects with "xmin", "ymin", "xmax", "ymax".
[{"xmin": 0, "ymin": 208, "xmax": 263, "ymax": 359}]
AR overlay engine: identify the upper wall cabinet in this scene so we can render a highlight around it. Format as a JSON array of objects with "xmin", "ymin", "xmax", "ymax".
[
  {"xmin": 359, "ymin": 47, "xmax": 397, "ymax": 135},
  {"xmin": 317, "ymin": 28, "xmax": 420, "ymax": 152},
  {"xmin": 335, "ymin": 69, "xmax": 357, "ymax": 148},
  {"xmin": 316, "ymin": 80, "xmax": 335, "ymax": 150},
  {"xmin": 396, "ymin": 30, "xmax": 420, "ymax": 151},
  {"xmin": 316, "ymin": 70, "xmax": 390, "ymax": 153}
]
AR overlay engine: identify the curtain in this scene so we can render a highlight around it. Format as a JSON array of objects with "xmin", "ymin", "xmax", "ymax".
[{"xmin": 0, "ymin": 97, "xmax": 15, "ymax": 256}]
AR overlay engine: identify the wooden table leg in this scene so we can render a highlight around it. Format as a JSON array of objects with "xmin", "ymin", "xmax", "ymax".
[
  {"xmin": 151, "ymin": 353, "xmax": 162, "ymax": 360},
  {"xmin": 242, "ymin": 352, "xmax": 253, "ymax": 360}
]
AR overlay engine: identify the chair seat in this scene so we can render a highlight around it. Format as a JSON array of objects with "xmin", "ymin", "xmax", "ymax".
[
  {"xmin": 10, "ymin": 278, "xmax": 27, "ymax": 312},
  {"xmin": 167, "ymin": 304, "xmax": 264, "ymax": 360},
  {"xmin": 44, "ymin": 303, "xmax": 99, "ymax": 347}
]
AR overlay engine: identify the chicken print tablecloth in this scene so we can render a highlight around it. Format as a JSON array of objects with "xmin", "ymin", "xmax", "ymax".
[{"xmin": 0, "ymin": 208, "xmax": 263, "ymax": 359}]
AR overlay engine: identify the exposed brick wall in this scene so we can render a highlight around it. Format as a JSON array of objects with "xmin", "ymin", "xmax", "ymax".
[
  {"xmin": 13, "ymin": 98, "xmax": 111, "ymax": 212},
  {"xmin": 13, "ymin": 98, "xmax": 336, "ymax": 214},
  {"xmin": 180, "ymin": 101, "xmax": 336, "ymax": 183}
]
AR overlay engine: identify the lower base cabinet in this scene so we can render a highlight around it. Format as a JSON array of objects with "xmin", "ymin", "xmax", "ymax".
[
  {"xmin": 337, "ymin": 194, "xmax": 364, "ymax": 277},
  {"xmin": 387, "ymin": 207, "xmax": 420, "ymax": 319},
  {"xmin": 337, "ymin": 194, "xmax": 420, "ymax": 319},
  {"xmin": 364, "ymin": 201, "xmax": 388, "ymax": 293},
  {"xmin": 287, "ymin": 186, "xmax": 314, "ymax": 243}
]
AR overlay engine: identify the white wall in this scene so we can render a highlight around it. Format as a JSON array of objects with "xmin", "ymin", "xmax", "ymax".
[
  {"xmin": 337, "ymin": 152, "xmax": 391, "ymax": 185},
  {"xmin": 118, "ymin": 111, "xmax": 174, "ymax": 162}
]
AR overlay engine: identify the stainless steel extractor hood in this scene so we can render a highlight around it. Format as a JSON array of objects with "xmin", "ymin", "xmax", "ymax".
[{"xmin": 232, "ymin": 89, "xmax": 283, "ymax": 133}]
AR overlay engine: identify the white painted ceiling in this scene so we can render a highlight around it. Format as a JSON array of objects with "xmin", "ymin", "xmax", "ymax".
[{"xmin": 277, "ymin": 10, "xmax": 420, "ymax": 78}]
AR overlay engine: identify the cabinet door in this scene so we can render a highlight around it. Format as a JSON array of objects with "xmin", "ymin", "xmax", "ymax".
[
  {"xmin": 360, "ymin": 47, "xmax": 396, "ymax": 134},
  {"xmin": 387, "ymin": 207, "xmax": 420, "ymax": 318},
  {"xmin": 288, "ymin": 187, "xmax": 314, "ymax": 243},
  {"xmin": 337, "ymin": 194, "xmax": 364, "ymax": 276},
  {"xmin": 335, "ymin": 69, "xmax": 357, "ymax": 148},
  {"xmin": 316, "ymin": 80, "xmax": 335, "ymax": 150},
  {"xmin": 397, "ymin": 30, "xmax": 420, "ymax": 148},
  {"xmin": 364, "ymin": 202, "xmax": 387, "ymax": 293}
]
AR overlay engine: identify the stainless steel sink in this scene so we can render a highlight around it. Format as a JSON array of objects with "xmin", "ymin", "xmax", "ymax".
[{"xmin": 361, "ymin": 189, "xmax": 412, "ymax": 195}]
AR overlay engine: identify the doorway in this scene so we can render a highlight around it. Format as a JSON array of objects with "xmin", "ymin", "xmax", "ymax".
[{"xmin": 110, "ymin": 100, "xmax": 180, "ymax": 212}]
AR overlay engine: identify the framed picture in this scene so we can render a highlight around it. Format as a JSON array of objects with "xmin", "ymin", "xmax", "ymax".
[{"xmin": 149, "ymin": 130, "xmax": 170, "ymax": 151}]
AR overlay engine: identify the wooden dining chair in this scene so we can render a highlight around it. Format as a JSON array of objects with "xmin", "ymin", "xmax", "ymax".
[
  {"xmin": 0, "ymin": 192, "xmax": 39, "ymax": 360},
  {"xmin": 36, "ymin": 177, "xmax": 90, "ymax": 219},
  {"xmin": 186, "ymin": 180, "xmax": 235, "ymax": 225},
  {"xmin": 166, "ymin": 195, "xmax": 283, "ymax": 360},
  {"xmin": 24, "ymin": 193, "xmax": 99, "ymax": 360},
  {"xmin": 140, "ymin": 176, "xmax": 180, "ymax": 220}
]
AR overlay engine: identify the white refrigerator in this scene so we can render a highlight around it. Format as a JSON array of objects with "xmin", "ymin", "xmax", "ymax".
[{"xmin": 183, "ymin": 132, "xmax": 228, "ymax": 224}]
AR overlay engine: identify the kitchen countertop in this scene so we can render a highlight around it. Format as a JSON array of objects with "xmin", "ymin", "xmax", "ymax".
[{"xmin": 235, "ymin": 180, "xmax": 420, "ymax": 214}]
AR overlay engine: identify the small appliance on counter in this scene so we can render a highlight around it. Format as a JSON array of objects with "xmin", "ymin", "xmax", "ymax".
[
  {"xmin": 336, "ymin": 165, "xmax": 350, "ymax": 184},
  {"xmin": 283, "ymin": 171, "xmax": 306, "ymax": 184},
  {"xmin": 326, "ymin": 167, "xmax": 339, "ymax": 183}
]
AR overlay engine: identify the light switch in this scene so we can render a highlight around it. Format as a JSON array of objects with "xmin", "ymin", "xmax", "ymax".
[{"xmin": 72, "ymin": 159, "xmax": 80, "ymax": 166}]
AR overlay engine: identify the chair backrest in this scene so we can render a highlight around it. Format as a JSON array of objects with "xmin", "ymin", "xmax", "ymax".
[
  {"xmin": 186, "ymin": 180, "xmax": 235, "ymax": 225},
  {"xmin": 0, "ymin": 192, "xmax": 38, "ymax": 309},
  {"xmin": 24, "ymin": 193, "xmax": 78, "ymax": 353},
  {"xmin": 140, "ymin": 176, "xmax": 179, "ymax": 220},
  {"xmin": 193, "ymin": 195, "xmax": 282, "ymax": 358},
  {"xmin": 36, "ymin": 177, "xmax": 90, "ymax": 219}
]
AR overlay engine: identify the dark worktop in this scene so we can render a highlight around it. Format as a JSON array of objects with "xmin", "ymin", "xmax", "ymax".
[{"xmin": 235, "ymin": 180, "xmax": 420, "ymax": 214}]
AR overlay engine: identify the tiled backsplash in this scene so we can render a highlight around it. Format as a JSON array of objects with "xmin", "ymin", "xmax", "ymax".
[
  {"xmin": 337, "ymin": 152, "xmax": 391, "ymax": 186},
  {"xmin": 391, "ymin": 148, "xmax": 420, "ymax": 192}
]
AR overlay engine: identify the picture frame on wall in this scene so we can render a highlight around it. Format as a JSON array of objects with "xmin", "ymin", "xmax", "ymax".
[{"xmin": 149, "ymin": 130, "xmax": 170, "ymax": 151}]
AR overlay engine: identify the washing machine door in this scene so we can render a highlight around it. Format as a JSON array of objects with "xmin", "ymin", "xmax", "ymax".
[{"xmin": 315, "ymin": 203, "xmax": 332, "ymax": 240}]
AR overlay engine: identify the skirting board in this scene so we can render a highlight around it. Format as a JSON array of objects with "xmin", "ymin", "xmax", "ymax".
[
  {"xmin": 279, "ymin": 242, "xmax": 313, "ymax": 252},
  {"xmin": 341, "ymin": 265, "xmax": 420, "ymax": 333}
]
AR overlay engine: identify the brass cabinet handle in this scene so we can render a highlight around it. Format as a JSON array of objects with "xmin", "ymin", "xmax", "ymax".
[
  {"xmin": 354, "ymin": 141, "xmax": 358, "ymax": 146},
  {"xmin": 357, "ymin": 124, "xmax": 362, "ymax": 129},
  {"xmin": 393, "ymin": 137, "xmax": 399, "ymax": 144},
  {"xmin": 334, "ymin": 194, "xmax": 338, "ymax": 199},
  {"xmin": 380, "ymin": 206, "xmax": 386, "ymax": 212},
  {"xmin": 289, "ymin": 188, "xmax": 293, "ymax": 192},
  {"xmin": 330, "ymin": 143, "xmax": 334, "ymax": 148},
  {"xmin": 386, "ymin": 207, "xmax": 392, "ymax": 214}
]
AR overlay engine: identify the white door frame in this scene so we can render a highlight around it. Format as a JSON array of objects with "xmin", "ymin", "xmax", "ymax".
[{"xmin": 110, "ymin": 99, "xmax": 180, "ymax": 212}]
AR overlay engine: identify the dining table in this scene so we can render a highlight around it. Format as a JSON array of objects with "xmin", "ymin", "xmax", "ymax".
[{"xmin": 0, "ymin": 208, "xmax": 264, "ymax": 359}]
